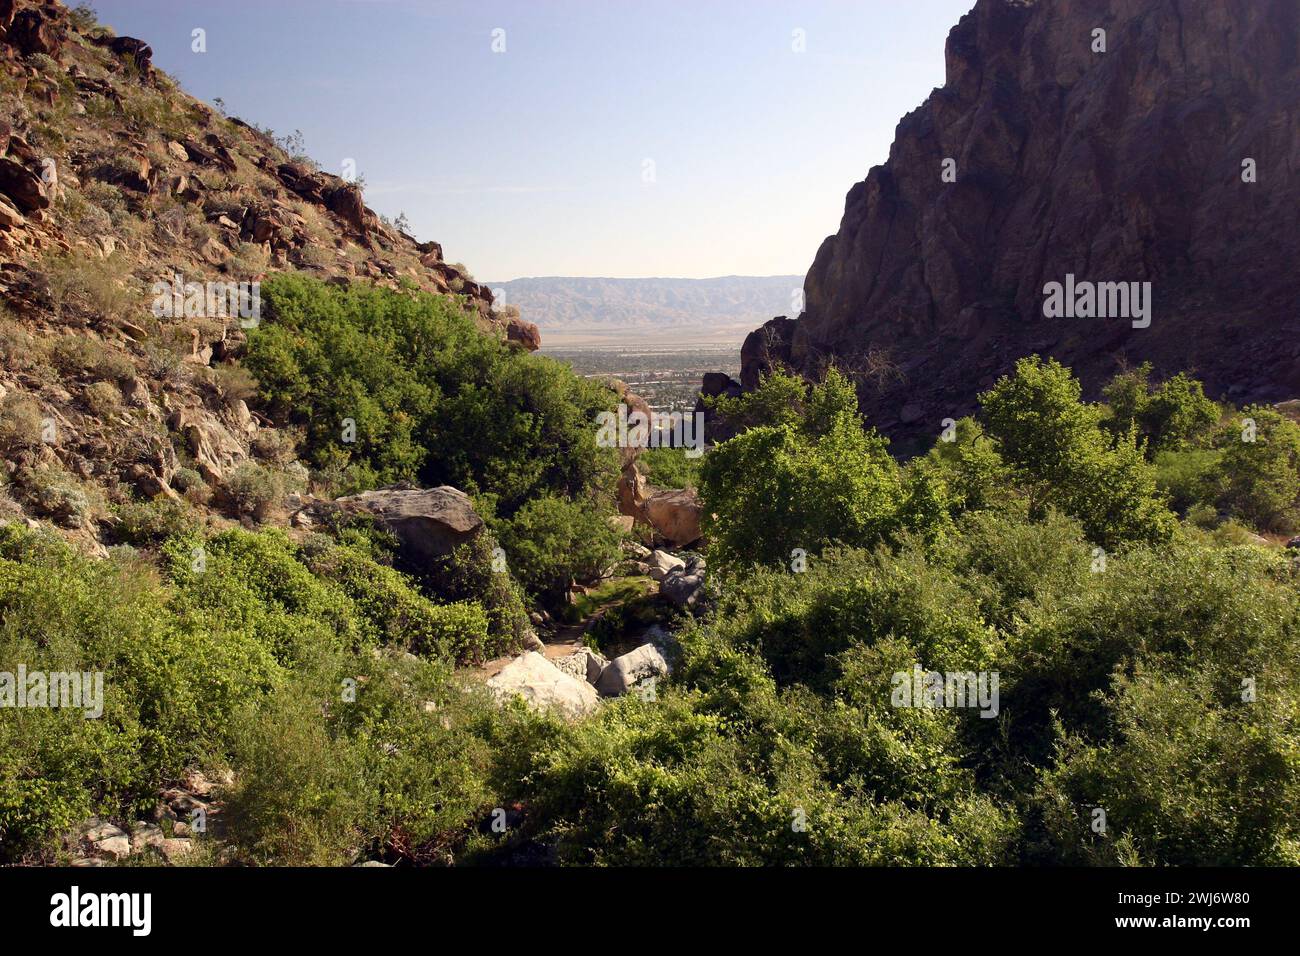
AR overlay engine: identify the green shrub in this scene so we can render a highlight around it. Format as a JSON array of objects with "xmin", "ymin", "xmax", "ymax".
[
  {"xmin": 0, "ymin": 394, "xmax": 44, "ymax": 454},
  {"xmin": 638, "ymin": 446, "xmax": 703, "ymax": 490},
  {"xmin": 224, "ymin": 462, "xmax": 283, "ymax": 520},
  {"xmin": 82, "ymin": 380, "xmax": 121, "ymax": 417},
  {"xmin": 492, "ymin": 494, "xmax": 620, "ymax": 605},
  {"xmin": 170, "ymin": 467, "xmax": 210, "ymax": 505},
  {"xmin": 111, "ymin": 496, "xmax": 197, "ymax": 546},
  {"xmin": 424, "ymin": 535, "xmax": 528, "ymax": 652},
  {"xmin": 1152, "ymin": 447, "xmax": 1221, "ymax": 514},
  {"xmin": 1102, "ymin": 364, "xmax": 1219, "ymax": 454},
  {"xmin": 1036, "ymin": 665, "xmax": 1300, "ymax": 865},
  {"xmin": 304, "ymin": 542, "xmax": 494, "ymax": 662},
  {"xmin": 701, "ymin": 370, "xmax": 906, "ymax": 572},
  {"xmin": 980, "ymin": 356, "xmax": 1176, "ymax": 548},
  {"xmin": 1208, "ymin": 406, "xmax": 1300, "ymax": 533},
  {"xmin": 244, "ymin": 274, "xmax": 617, "ymax": 515}
]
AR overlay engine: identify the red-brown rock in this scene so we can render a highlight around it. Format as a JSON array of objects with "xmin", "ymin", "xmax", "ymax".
[
  {"xmin": 0, "ymin": 156, "xmax": 47, "ymax": 212},
  {"xmin": 6, "ymin": 4, "xmax": 62, "ymax": 57}
]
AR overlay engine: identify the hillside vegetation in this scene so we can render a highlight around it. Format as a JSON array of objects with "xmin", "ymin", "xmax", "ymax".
[{"xmin": 1, "ymin": 2, "xmax": 1298, "ymax": 868}]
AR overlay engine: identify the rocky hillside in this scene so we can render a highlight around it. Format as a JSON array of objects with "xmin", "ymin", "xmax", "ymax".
[
  {"xmin": 725, "ymin": 0, "xmax": 1300, "ymax": 448},
  {"xmin": 0, "ymin": 0, "xmax": 539, "ymax": 550}
]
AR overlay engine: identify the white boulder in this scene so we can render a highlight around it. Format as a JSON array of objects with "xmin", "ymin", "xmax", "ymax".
[{"xmin": 487, "ymin": 651, "xmax": 600, "ymax": 719}]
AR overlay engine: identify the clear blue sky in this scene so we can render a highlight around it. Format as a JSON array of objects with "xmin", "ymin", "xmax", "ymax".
[{"xmin": 93, "ymin": 0, "xmax": 973, "ymax": 280}]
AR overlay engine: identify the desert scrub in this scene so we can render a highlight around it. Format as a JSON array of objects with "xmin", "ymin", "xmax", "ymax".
[
  {"xmin": 249, "ymin": 426, "xmax": 299, "ymax": 466},
  {"xmin": 0, "ymin": 309, "xmax": 43, "ymax": 370},
  {"xmin": 82, "ymin": 380, "xmax": 122, "ymax": 418},
  {"xmin": 224, "ymin": 241, "xmax": 271, "ymax": 278},
  {"xmin": 224, "ymin": 461, "xmax": 284, "ymax": 521},
  {"xmin": 170, "ymin": 466, "xmax": 211, "ymax": 505},
  {"xmin": 18, "ymin": 468, "xmax": 101, "ymax": 528},
  {"xmin": 68, "ymin": 3, "xmax": 101, "ymax": 31},
  {"xmin": 111, "ymin": 496, "xmax": 199, "ymax": 547},
  {"xmin": 40, "ymin": 251, "xmax": 141, "ymax": 325},
  {"xmin": 211, "ymin": 363, "xmax": 259, "ymax": 403},
  {"xmin": 0, "ymin": 394, "xmax": 45, "ymax": 455}
]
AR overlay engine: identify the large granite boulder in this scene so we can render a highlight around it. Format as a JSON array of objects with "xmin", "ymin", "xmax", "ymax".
[
  {"xmin": 487, "ymin": 651, "xmax": 600, "ymax": 719},
  {"xmin": 594, "ymin": 643, "xmax": 669, "ymax": 698},
  {"xmin": 643, "ymin": 488, "xmax": 703, "ymax": 547},
  {"xmin": 329, "ymin": 486, "xmax": 484, "ymax": 567}
]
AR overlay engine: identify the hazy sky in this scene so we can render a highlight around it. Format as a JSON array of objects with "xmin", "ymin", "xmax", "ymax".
[{"xmin": 93, "ymin": 0, "xmax": 974, "ymax": 280}]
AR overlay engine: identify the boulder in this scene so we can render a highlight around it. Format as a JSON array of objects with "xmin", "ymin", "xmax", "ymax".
[
  {"xmin": 0, "ymin": 157, "xmax": 48, "ymax": 213},
  {"xmin": 617, "ymin": 461, "xmax": 648, "ymax": 518},
  {"xmin": 168, "ymin": 405, "xmax": 246, "ymax": 483},
  {"xmin": 505, "ymin": 315, "xmax": 541, "ymax": 351},
  {"xmin": 0, "ymin": 196, "xmax": 25, "ymax": 229},
  {"xmin": 660, "ymin": 568, "xmax": 705, "ymax": 609},
  {"xmin": 7, "ymin": 6, "xmax": 63, "ymax": 58},
  {"xmin": 93, "ymin": 836, "xmax": 132, "ymax": 860},
  {"xmin": 554, "ymin": 647, "xmax": 607, "ymax": 685},
  {"xmin": 325, "ymin": 182, "xmax": 371, "ymax": 240},
  {"xmin": 330, "ymin": 486, "xmax": 484, "ymax": 567},
  {"xmin": 157, "ymin": 838, "xmax": 193, "ymax": 863},
  {"xmin": 82, "ymin": 821, "xmax": 127, "ymax": 844},
  {"xmin": 130, "ymin": 822, "xmax": 164, "ymax": 852},
  {"xmin": 594, "ymin": 643, "xmax": 668, "ymax": 697},
  {"xmin": 93, "ymin": 35, "xmax": 155, "ymax": 80},
  {"xmin": 647, "ymin": 549, "xmax": 685, "ymax": 581},
  {"xmin": 643, "ymin": 487, "xmax": 703, "ymax": 547},
  {"xmin": 487, "ymin": 651, "xmax": 600, "ymax": 719}
]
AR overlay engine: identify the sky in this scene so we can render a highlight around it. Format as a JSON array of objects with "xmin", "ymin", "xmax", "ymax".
[{"xmin": 92, "ymin": 0, "xmax": 975, "ymax": 280}]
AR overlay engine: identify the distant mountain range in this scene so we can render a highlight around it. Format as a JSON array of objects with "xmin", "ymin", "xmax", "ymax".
[{"xmin": 484, "ymin": 276, "xmax": 802, "ymax": 346}]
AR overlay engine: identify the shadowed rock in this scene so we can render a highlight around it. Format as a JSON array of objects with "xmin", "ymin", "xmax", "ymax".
[
  {"xmin": 327, "ymin": 486, "xmax": 485, "ymax": 567},
  {"xmin": 729, "ymin": 0, "xmax": 1300, "ymax": 447}
]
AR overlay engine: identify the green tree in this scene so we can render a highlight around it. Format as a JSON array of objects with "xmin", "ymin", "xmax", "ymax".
[
  {"xmin": 493, "ymin": 494, "xmax": 622, "ymax": 605},
  {"xmin": 980, "ymin": 357, "xmax": 1175, "ymax": 548},
  {"xmin": 1210, "ymin": 406, "xmax": 1300, "ymax": 532},
  {"xmin": 700, "ymin": 376, "xmax": 903, "ymax": 571}
]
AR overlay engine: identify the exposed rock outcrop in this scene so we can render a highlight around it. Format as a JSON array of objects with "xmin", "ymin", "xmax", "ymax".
[
  {"xmin": 487, "ymin": 651, "xmax": 600, "ymax": 719},
  {"xmin": 505, "ymin": 315, "xmax": 541, "ymax": 351},
  {"xmin": 314, "ymin": 486, "xmax": 485, "ymax": 568},
  {"xmin": 593, "ymin": 643, "xmax": 668, "ymax": 697},
  {"xmin": 642, "ymin": 487, "xmax": 702, "ymax": 548},
  {"xmin": 726, "ymin": 0, "xmax": 1300, "ymax": 448}
]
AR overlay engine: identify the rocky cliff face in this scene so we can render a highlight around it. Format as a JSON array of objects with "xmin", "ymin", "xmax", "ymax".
[{"xmin": 732, "ymin": 0, "xmax": 1300, "ymax": 448}]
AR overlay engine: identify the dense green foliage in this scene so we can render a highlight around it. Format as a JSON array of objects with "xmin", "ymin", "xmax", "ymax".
[
  {"xmin": 699, "ymin": 369, "xmax": 911, "ymax": 571},
  {"xmin": 4, "ymin": 319, "xmax": 1297, "ymax": 866},
  {"xmin": 245, "ymin": 274, "xmax": 618, "ymax": 515},
  {"xmin": 638, "ymin": 446, "xmax": 704, "ymax": 489},
  {"xmin": 980, "ymin": 357, "xmax": 1176, "ymax": 549},
  {"xmin": 0, "ymin": 524, "xmax": 515, "ymax": 863},
  {"xmin": 490, "ymin": 494, "xmax": 621, "ymax": 604}
]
